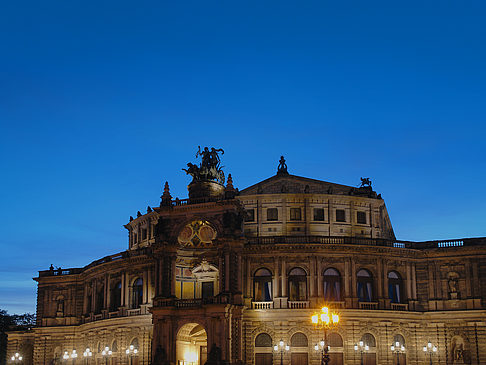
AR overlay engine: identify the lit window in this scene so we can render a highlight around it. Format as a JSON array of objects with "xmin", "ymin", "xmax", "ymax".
[
  {"xmin": 254, "ymin": 268, "xmax": 272, "ymax": 301},
  {"xmin": 323, "ymin": 268, "xmax": 341, "ymax": 301}
]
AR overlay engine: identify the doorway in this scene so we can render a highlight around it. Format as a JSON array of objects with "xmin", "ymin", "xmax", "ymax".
[{"xmin": 176, "ymin": 323, "xmax": 208, "ymax": 365}]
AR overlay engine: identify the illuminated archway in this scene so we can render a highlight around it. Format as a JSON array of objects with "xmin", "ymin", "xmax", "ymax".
[{"xmin": 176, "ymin": 323, "xmax": 208, "ymax": 365}]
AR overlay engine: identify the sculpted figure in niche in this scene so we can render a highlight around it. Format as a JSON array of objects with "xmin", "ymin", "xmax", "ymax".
[
  {"xmin": 447, "ymin": 272, "xmax": 460, "ymax": 299},
  {"xmin": 451, "ymin": 337, "xmax": 466, "ymax": 363}
]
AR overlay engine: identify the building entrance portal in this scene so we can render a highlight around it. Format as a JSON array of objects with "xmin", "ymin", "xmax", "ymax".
[{"xmin": 176, "ymin": 323, "xmax": 208, "ymax": 365}]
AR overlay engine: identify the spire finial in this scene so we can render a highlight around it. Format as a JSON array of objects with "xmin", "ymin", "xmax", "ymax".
[
  {"xmin": 277, "ymin": 156, "xmax": 288, "ymax": 175},
  {"xmin": 226, "ymin": 174, "xmax": 234, "ymax": 190},
  {"xmin": 160, "ymin": 181, "xmax": 173, "ymax": 207}
]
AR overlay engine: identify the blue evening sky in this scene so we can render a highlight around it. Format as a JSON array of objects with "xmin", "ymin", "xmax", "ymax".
[{"xmin": 1, "ymin": 1, "xmax": 485, "ymax": 314}]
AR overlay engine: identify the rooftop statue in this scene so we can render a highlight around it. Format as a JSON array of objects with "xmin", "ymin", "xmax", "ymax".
[
  {"xmin": 360, "ymin": 177, "xmax": 372, "ymax": 187},
  {"xmin": 183, "ymin": 146, "xmax": 225, "ymax": 184}
]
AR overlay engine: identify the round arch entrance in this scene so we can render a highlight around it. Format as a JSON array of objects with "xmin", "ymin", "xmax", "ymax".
[{"xmin": 176, "ymin": 323, "xmax": 208, "ymax": 365}]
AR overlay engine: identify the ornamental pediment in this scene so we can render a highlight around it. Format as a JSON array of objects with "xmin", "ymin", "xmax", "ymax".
[{"xmin": 240, "ymin": 174, "xmax": 353, "ymax": 196}]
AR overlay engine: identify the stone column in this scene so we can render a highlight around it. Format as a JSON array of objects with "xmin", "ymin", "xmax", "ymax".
[
  {"xmin": 105, "ymin": 274, "xmax": 110, "ymax": 311},
  {"xmin": 411, "ymin": 263, "xmax": 417, "ymax": 300},
  {"xmin": 310, "ymin": 256, "xmax": 315, "ymax": 298},
  {"xmin": 282, "ymin": 196, "xmax": 287, "ymax": 236},
  {"xmin": 143, "ymin": 269, "xmax": 148, "ymax": 304},
  {"xmin": 237, "ymin": 254, "xmax": 242, "ymax": 293},
  {"xmin": 344, "ymin": 258, "xmax": 350, "ymax": 297},
  {"xmin": 121, "ymin": 272, "xmax": 126, "ymax": 307},
  {"xmin": 245, "ymin": 258, "xmax": 251, "ymax": 298},
  {"xmin": 317, "ymin": 258, "xmax": 323, "ymax": 297},
  {"xmin": 406, "ymin": 263, "xmax": 412, "ymax": 301},
  {"xmin": 170, "ymin": 255, "xmax": 176, "ymax": 297},
  {"xmin": 225, "ymin": 251, "xmax": 230, "ymax": 292},
  {"xmin": 281, "ymin": 259, "xmax": 287, "ymax": 297}
]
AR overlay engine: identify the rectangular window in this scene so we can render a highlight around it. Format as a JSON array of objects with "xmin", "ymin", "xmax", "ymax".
[
  {"xmin": 142, "ymin": 228, "xmax": 147, "ymax": 240},
  {"xmin": 290, "ymin": 208, "xmax": 301, "ymax": 220},
  {"xmin": 313, "ymin": 208, "xmax": 325, "ymax": 221},
  {"xmin": 201, "ymin": 281, "xmax": 214, "ymax": 299},
  {"xmin": 336, "ymin": 209, "xmax": 346, "ymax": 222},
  {"xmin": 357, "ymin": 211, "xmax": 367, "ymax": 224},
  {"xmin": 267, "ymin": 208, "xmax": 278, "ymax": 221},
  {"xmin": 245, "ymin": 209, "xmax": 255, "ymax": 222}
]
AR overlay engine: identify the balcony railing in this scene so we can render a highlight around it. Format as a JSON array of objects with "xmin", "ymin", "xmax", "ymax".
[
  {"xmin": 359, "ymin": 302, "xmax": 379, "ymax": 310},
  {"xmin": 288, "ymin": 301, "xmax": 309, "ymax": 309},
  {"xmin": 391, "ymin": 303, "xmax": 408, "ymax": 311},
  {"xmin": 153, "ymin": 294, "xmax": 232, "ymax": 308},
  {"xmin": 252, "ymin": 301, "xmax": 274, "ymax": 309},
  {"xmin": 246, "ymin": 235, "xmax": 486, "ymax": 250},
  {"xmin": 127, "ymin": 308, "xmax": 141, "ymax": 316}
]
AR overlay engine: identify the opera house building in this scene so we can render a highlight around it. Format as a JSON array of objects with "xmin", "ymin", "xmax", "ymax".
[{"xmin": 7, "ymin": 149, "xmax": 486, "ymax": 365}]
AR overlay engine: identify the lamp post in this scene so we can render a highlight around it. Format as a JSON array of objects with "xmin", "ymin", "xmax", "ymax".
[
  {"xmin": 423, "ymin": 341, "xmax": 437, "ymax": 365},
  {"xmin": 311, "ymin": 306, "xmax": 340, "ymax": 365},
  {"xmin": 353, "ymin": 341, "xmax": 369, "ymax": 365},
  {"xmin": 273, "ymin": 340, "xmax": 290, "ymax": 365},
  {"xmin": 125, "ymin": 345, "xmax": 138, "ymax": 365},
  {"xmin": 101, "ymin": 347, "xmax": 112, "ymax": 365},
  {"xmin": 11, "ymin": 353, "xmax": 22, "ymax": 363},
  {"xmin": 390, "ymin": 342, "xmax": 405, "ymax": 365},
  {"xmin": 83, "ymin": 348, "xmax": 92, "ymax": 365},
  {"xmin": 70, "ymin": 350, "xmax": 78, "ymax": 365},
  {"xmin": 314, "ymin": 340, "xmax": 329, "ymax": 365}
]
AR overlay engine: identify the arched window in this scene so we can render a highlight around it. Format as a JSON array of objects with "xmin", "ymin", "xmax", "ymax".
[
  {"xmin": 288, "ymin": 267, "xmax": 307, "ymax": 301},
  {"xmin": 361, "ymin": 333, "xmax": 377, "ymax": 365},
  {"xmin": 112, "ymin": 340, "xmax": 118, "ymax": 352},
  {"xmin": 255, "ymin": 333, "xmax": 273, "ymax": 365},
  {"xmin": 323, "ymin": 268, "xmax": 341, "ymax": 301},
  {"xmin": 328, "ymin": 333, "xmax": 343, "ymax": 347},
  {"xmin": 132, "ymin": 278, "xmax": 143, "ymax": 308},
  {"xmin": 361, "ymin": 333, "xmax": 376, "ymax": 348},
  {"xmin": 254, "ymin": 268, "xmax": 273, "ymax": 301},
  {"xmin": 357, "ymin": 269, "xmax": 374, "ymax": 302},
  {"xmin": 110, "ymin": 281, "xmax": 122, "ymax": 311},
  {"xmin": 255, "ymin": 333, "xmax": 273, "ymax": 347},
  {"xmin": 130, "ymin": 337, "xmax": 139, "ymax": 348},
  {"xmin": 290, "ymin": 332, "xmax": 308, "ymax": 347},
  {"xmin": 388, "ymin": 271, "xmax": 403, "ymax": 303},
  {"xmin": 393, "ymin": 334, "xmax": 405, "ymax": 346}
]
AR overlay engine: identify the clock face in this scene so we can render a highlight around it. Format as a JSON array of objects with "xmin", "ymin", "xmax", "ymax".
[{"xmin": 178, "ymin": 220, "xmax": 216, "ymax": 248}]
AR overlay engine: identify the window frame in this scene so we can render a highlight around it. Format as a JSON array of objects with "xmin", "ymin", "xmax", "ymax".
[
  {"xmin": 335, "ymin": 209, "xmax": 346, "ymax": 222},
  {"xmin": 267, "ymin": 208, "xmax": 278, "ymax": 221}
]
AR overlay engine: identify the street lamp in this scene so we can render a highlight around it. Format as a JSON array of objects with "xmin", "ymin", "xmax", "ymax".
[
  {"xmin": 125, "ymin": 345, "xmax": 139, "ymax": 365},
  {"xmin": 423, "ymin": 341, "xmax": 437, "ymax": 365},
  {"xmin": 11, "ymin": 353, "xmax": 23, "ymax": 363},
  {"xmin": 353, "ymin": 341, "xmax": 369, "ymax": 365},
  {"xmin": 83, "ymin": 348, "xmax": 92, "ymax": 365},
  {"xmin": 311, "ymin": 306, "xmax": 340, "ymax": 365},
  {"xmin": 101, "ymin": 347, "xmax": 112, "ymax": 365},
  {"xmin": 63, "ymin": 351, "xmax": 70, "ymax": 362},
  {"xmin": 273, "ymin": 340, "xmax": 290, "ymax": 365},
  {"xmin": 314, "ymin": 340, "xmax": 329, "ymax": 365},
  {"xmin": 390, "ymin": 341, "xmax": 405, "ymax": 365},
  {"xmin": 70, "ymin": 350, "xmax": 78, "ymax": 364}
]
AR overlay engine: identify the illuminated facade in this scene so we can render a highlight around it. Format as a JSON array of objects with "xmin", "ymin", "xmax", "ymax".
[{"xmin": 7, "ymin": 152, "xmax": 486, "ymax": 365}]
